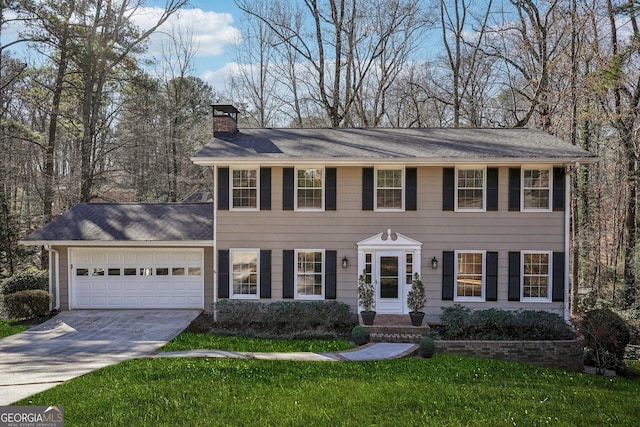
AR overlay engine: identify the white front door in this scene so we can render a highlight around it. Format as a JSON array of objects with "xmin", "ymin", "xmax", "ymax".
[{"xmin": 375, "ymin": 251, "xmax": 404, "ymax": 314}]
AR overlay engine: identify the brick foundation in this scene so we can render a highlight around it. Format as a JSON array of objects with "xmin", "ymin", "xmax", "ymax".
[{"xmin": 435, "ymin": 339, "xmax": 584, "ymax": 371}]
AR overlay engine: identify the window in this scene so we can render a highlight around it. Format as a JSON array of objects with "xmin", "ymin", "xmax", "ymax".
[
  {"xmin": 296, "ymin": 168, "xmax": 324, "ymax": 209},
  {"xmin": 108, "ymin": 268, "xmax": 121, "ymax": 276},
  {"xmin": 376, "ymin": 168, "xmax": 403, "ymax": 210},
  {"xmin": 522, "ymin": 252, "xmax": 551, "ymax": 301},
  {"xmin": 231, "ymin": 168, "xmax": 258, "ymax": 209},
  {"xmin": 405, "ymin": 252, "xmax": 414, "ymax": 285},
  {"xmin": 456, "ymin": 167, "xmax": 485, "ymax": 211},
  {"xmin": 522, "ymin": 168, "xmax": 551, "ymax": 211},
  {"xmin": 231, "ymin": 250, "xmax": 258, "ymax": 298},
  {"xmin": 455, "ymin": 251, "xmax": 485, "ymax": 301},
  {"xmin": 296, "ymin": 250, "xmax": 324, "ymax": 299}
]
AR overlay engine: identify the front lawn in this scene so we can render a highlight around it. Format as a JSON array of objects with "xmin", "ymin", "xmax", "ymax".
[
  {"xmin": 0, "ymin": 318, "xmax": 27, "ymax": 339},
  {"xmin": 18, "ymin": 355, "xmax": 640, "ymax": 426},
  {"xmin": 160, "ymin": 332, "xmax": 355, "ymax": 353}
]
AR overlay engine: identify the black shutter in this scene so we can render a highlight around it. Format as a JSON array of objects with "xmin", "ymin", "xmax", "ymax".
[
  {"xmin": 486, "ymin": 252, "xmax": 498, "ymax": 301},
  {"xmin": 442, "ymin": 251, "xmax": 455, "ymax": 300},
  {"xmin": 260, "ymin": 168, "xmax": 271, "ymax": 210},
  {"xmin": 325, "ymin": 250, "xmax": 337, "ymax": 299},
  {"xmin": 509, "ymin": 168, "xmax": 521, "ymax": 211},
  {"xmin": 552, "ymin": 252, "xmax": 565, "ymax": 302},
  {"xmin": 553, "ymin": 167, "xmax": 565, "ymax": 211},
  {"xmin": 326, "ymin": 168, "xmax": 337, "ymax": 210},
  {"xmin": 508, "ymin": 251, "xmax": 521, "ymax": 301},
  {"xmin": 283, "ymin": 250, "xmax": 294, "ymax": 298},
  {"xmin": 487, "ymin": 168, "xmax": 499, "ymax": 211},
  {"xmin": 218, "ymin": 168, "xmax": 229, "ymax": 210},
  {"xmin": 260, "ymin": 250, "xmax": 272, "ymax": 299},
  {"xmin": 405, "ymin": 167, "xmax": 417, "ymax": 211},
  {"xmin": 283, "ymin": 168, "xmax": 295, "ymax": 210},
  {"xmin": 443, "ymin": 168, "xmax": 455, "ymax": 211},
  {"xmin": 218, "ymin": 250, "xmax": 229, "ymax": 299},
  {"xmin": 362, "ymin": 167, "xmax": 374, "ymax": 210}
]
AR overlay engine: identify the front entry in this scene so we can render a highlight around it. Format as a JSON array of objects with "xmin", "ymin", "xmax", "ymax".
[
  {"xmin": 376, "ymin": 252, "xmax": 403, "ymax": 313},
  {"xmin": 358, "ymin": 229, "xmax": 422, "ymax": 315}
]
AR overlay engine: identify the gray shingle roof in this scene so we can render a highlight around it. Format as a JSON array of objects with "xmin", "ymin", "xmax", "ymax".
[
  {"xmin": 21, "ymin": 203, "xmax": 213, "ymax": 243},
  {"xmin": 193, "ymin": 127, "xmax": 596, "ymax": 162}
]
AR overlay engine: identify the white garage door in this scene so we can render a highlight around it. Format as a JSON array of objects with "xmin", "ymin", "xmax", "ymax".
[{"xmin": 70, "ymin": 248, "xmax": 204, "ymax": 309}]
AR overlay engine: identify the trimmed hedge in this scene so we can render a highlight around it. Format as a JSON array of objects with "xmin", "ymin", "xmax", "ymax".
[
  {"xmin": 2, "ymin": 290, "xmax": 51, "ymax": 318},
  {"xmin": 1, "ymin": 268, "xmax": 48, "ymax": 295},
  {"xmin": 438, "ymin": 305, "xmax": 575, "ymax": 341},
  {"xmin": 214, "ymin": 300, "xmax": 354, "ymax": 336}
]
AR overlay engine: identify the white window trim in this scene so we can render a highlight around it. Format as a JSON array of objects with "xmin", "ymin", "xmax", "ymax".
[
  {"xmin": 520, "ymin": 250, "xmax": 553, "ymax": 302},
  {"xmin": 294, "ymin": 167, "xmax": 325, "ymax": 211},
  {"xmin": 230, "ymin": 248, "xmax": 260, "ymax": 300},
  {"xmin": 374, "ymin": 166, "xmax": 405, "ymax": 212},
  {"xmin": 294, "ymin": 249, "xmax": 325, "ymax": 300},
  {"xmin": 455, "ymin": 166, "xmax": 486, "ymax": 212},
  {"xmin": 521, "ymin": 166, "xmax": 552, "ymax": 212},
  {"xmin": 454, "ymin": 250, "xmax": 486, "ymax": 302},
  {"xmin": 230, "ymin": 167, "xmax": 260, "ymax": 211}
]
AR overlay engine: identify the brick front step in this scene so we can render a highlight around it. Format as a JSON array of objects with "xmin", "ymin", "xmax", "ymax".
[{"xmin": 370, "ymin": 332, "xmax": 424, "ymax": 343}]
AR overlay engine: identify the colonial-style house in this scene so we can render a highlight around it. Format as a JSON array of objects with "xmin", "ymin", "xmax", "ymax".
[{"xmin": 22, "ymin": 105, "xmax": 596, "ymax": 323}]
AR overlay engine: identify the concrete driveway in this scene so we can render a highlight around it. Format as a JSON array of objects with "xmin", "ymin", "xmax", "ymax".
[{"xmin": 0, "ymin": 310, "xmax": 200, "ymax": 405}]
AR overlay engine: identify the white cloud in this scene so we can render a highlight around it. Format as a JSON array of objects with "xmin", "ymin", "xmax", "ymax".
[{"xmin": 132, "ymin": 7, "xmax": 242, "ymax": 58}]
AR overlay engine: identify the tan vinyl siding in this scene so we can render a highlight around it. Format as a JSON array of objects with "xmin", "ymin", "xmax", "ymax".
[{"xmin": 216, "ymin": 166, "xmax": 566, "ymax": 321}]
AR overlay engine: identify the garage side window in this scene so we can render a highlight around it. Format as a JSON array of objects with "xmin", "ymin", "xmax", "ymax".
[{"xmin": 231, "ymin": 249, "xmax": 259, "ymax": 299}]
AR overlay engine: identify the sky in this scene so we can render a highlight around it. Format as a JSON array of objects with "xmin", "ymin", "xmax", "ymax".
[{"xmin": 1, "ymin": 1, "xmax": 245, "ymax": 92}]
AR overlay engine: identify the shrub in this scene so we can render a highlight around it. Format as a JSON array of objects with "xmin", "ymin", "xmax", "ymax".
[
  {"xmin": 577, "ymin": 308, "xmax": 631, "ymax": 374},
  {"xmin": 419, "ymin": 336, "xmax": 435, "ymax": 351},
  {"xmin": 214, "ymin": 300, "xmax": 354, "ymax": 336},
  {"xmin": 438, "ymin": 305, "xmax": 575, "ymax": 341},
  {"xmin": 351, "ymin": 325, "xmax": 368, "ymax": 340},
  {"xmin": 407, "ymin": 273, "xmax": 426, "ymax": 313},
  {"xmin": 2, "ymin": 290, "xmax": 51, "ymax": 318},
  {"xmin": 1, "ymin": 268, "xmax": 48, "ymax": 295}
]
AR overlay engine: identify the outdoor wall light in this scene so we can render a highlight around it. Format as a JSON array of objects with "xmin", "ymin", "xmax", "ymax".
[
  {"xmin": 342, "ymin": 256, "xmax": 349, "ymax": 268},
  {"xmin": 431, "ymin": 256, "xmax": 438, "ymax": 269}
]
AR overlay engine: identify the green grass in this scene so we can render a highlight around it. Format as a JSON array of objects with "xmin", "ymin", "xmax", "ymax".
[
  {"xmin": 18, "ymin": 354, "xmax": 640, "ymax": 426},
  {"xmin": 0, "ymin": 318, "xmax": 27, "ymax": 339},
  {"xmin": 160, "ymin": 332, "xmax": 355, "ymax": 353}
]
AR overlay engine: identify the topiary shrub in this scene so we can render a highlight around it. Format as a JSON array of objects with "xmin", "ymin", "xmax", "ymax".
[
  {"xmin": 2, "ymin": 290, "xmax": 51, "ymax": 318},
  {"xmin": 1, "ymin": 268, "xmax": 48, "ymax": 295},
  {"xmin": 577, "ymin": 308, "xmax": 631, "ymax": 374}
]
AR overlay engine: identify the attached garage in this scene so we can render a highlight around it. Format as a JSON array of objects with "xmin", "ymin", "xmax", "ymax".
[
  {"xmin": 70, "ymin": 248, "xmax": 204, "ymax": 309},
  {"xmin": 20, "ymin": 203, "xmax": 214, "ymax": 311}
]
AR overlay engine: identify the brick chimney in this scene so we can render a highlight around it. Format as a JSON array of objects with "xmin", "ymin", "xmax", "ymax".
[{"xmin": 212, "ymin": 104, "xmax": 239, "ymax": 137}]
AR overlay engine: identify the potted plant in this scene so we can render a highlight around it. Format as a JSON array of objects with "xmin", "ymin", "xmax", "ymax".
[
  {"xmin": 418, "ymin": 336, "xmax": 435, "ymax": 358},
  {"xmin": 407, "ymin": 272, "xmax": 426, "ymax": 326},
  {"xmin": 358, "ymin": 270, "xmax": 376, "ymax": 325},
  {"xmin": 351, "ymin": 325, "xmax": 369, "ymax": 346}
]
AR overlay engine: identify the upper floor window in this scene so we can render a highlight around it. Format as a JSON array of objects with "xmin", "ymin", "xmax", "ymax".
[
  {"xmin": 376, "ymin": 168, "xmax": 404, "ymax": 210},
  {"xmin": 296, "ymin": 250, "xmax": 324, "ymax": 299},
  {"xmin": 296, "ymin": 168, "xmax": 324, "ymax": 210},
  {"xmin": 455, "ymin": 251, "xmax": 485, "ymax": 301},
  {"xmin": 522, "ymin": 251, "xmax": 551, "ymax": 301},
  {"xmin": 522, "ymin": 168, "xmax": 551, "ymax": 211},
  {"xmin": 231, "ymin": 249, "xmax": 259, "ymax": 299},
  {"xmin": 231, "ymin": 168, "xmax": 258, "ymax": 209},
  {"xmin": 456, "ymin": 167, "xmax": 485, "ymax": 211}
]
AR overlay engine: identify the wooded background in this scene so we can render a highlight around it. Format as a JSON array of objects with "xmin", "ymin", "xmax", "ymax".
[{"xmin": 1, "ymin": 0, "xmax": 639, "ymax": 314}]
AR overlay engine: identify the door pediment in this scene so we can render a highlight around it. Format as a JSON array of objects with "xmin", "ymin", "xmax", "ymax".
[{"xmin": 357, "ymin": 228, "xmax": 422, "ymax": 250}]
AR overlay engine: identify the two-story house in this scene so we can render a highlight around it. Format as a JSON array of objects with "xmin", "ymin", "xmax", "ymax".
[{"xmin": 22, "ymin": 105, "xmax": 596, "ymax": 322}]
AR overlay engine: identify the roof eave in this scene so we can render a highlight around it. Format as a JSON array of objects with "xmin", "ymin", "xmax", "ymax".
[
  {"xmin": 20, "ymin": 240, "xmax": 215, "ymax": 247},
  {"xmin": 191, "ymin": 156, "xmax": 598, "ymax": 167}
]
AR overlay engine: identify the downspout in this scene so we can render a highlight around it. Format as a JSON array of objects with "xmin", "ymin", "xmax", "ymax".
[
  {"xmin": 212, "ymin": 165, "xmax": 218, "ymax": 321},
  {"xmin": 564, "ymin": 164, "xmax": 573, "ymax": 323},
  {"xmin": 45, "ymin": 245, "xmax": 60, "ymax": 311}
]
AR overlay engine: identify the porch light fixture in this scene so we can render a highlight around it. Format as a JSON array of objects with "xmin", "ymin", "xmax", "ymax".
[
  {"xmin": 431, "ymin": 256, "xmax": 438, "ymax": 269},
  {"xmin": 342, "ymin": 256, "xmax": 349, "ymax": 268}
]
